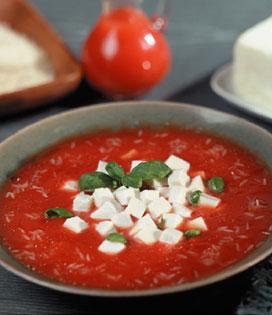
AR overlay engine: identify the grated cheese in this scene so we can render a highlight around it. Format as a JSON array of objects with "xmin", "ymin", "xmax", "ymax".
[{"xmin": 0, "ymin": 23, "xmax": 54, "ymax": 94}]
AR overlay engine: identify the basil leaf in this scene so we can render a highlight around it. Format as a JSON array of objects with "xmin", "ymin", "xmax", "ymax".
[
  {"xmin": 106, "ymin": 162, "xmax": 125, "ymax": 181},
  {"xmin": 188, "ymin": 190, "xmax": 202, "ymax": 205},
  {"xmin": 131, "ymin": 160, "xmax": 172, "ymax": 181},
  {"xmin": 44, "ymin": 207, "xmax": 73, "ymax": 219},
  {"xmin": 184, "ymin": 229, "xmax": 201, "ymax": 239},
  {"xmin": 79, "ymin": 171, "xmax": 117, "ymax": 192},
  {"xmin": 122, "ymin": 174, "xmax": 142, "ymax": 188},
  {"xmin": 208, "ymin": 176, "xmax": 225, "ymax": 193},
  {"xmin": 106, "ymin": 232, "xmax": 127, "ymax": 244}
]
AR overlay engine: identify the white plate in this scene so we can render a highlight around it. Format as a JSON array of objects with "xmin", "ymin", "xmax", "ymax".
[{"xmin": 210, "ymin": 63, "xmax": 272, "ymax": 122}]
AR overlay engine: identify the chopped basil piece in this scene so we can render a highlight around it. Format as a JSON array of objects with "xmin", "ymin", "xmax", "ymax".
[
  {"xmin": 106, "ymin": 162, "xmax": 125, "ymax": 181},
  {"xmin": 188, "ymin": 190, "xmax": 202, "ymax": 205},
  {"xmin": 208, "ymin": 176, "xmax": 225, "ymax": 193},
  {"xmin": 157, "ymin": 217, "xmax": 166, "ymax": 230},
  {"xmin": 79, "ymin": 171, "xmax": 118, "ymax": 192},
  {"xmin": 184, "ymin": 229, "xmax": 201, "ymax": 239},
  {"xmin": 131, "ymin": 160, "xmax": 172, "ymax": 181},
  {"xmin": 44, "ymin": 207, "xmax": 73, "ymax": 219},
  {"xmin": 122, "ymin": 173, "xmax": 142, "ymax": 188},
  {"xmin": 106, "ymin": 232, "xmax": 127, "ymax": 244}
]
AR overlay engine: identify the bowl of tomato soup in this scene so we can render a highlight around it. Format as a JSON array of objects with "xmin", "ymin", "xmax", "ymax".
[{"xmin": 0, "ymin": 101, "xmax": 271, "ymax": 297}]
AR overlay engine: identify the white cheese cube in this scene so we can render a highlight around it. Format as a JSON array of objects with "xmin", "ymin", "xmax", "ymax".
[
  {"xmin": 130, "ymin": 160, "xmax": 145, "ymax": 171},
  {"xmin": 72, "ymin": 192, "xmax": 93, "ymax": 212},
  {"xmin": 63, "ymin": 216, "xmax": 88, "ymax": 233},
  {"xmin": 98, "ymin": 240, "xmax": 125, "ymax": 254},
  {"xmin": 199, "ymin": 193, "xmax": 221, "ymax": 208},
  {"xmin": 125, "ymin": 197, "xmax": 146, "ymax": 219},
  {"xmin": 96, "ymin": 160, "xmax": 108, "ymax": 173},
  {"xmin": 188, "ymin": 175, "xmax": 205, "ymax": 192},
  {"xmin": 148, "ymin": 197, "xmax": 172, "ymax": 219},
  {"xmin": 134, "ymin": 227, "xmax": 161, "ymax": 245},
  {"xmin": 140, "ymin": 190, "xmax": 160, "ymax": 205},
  {"xmin": 157, "ymin": 187, "xmax": 170, "ymax": 199},
  {"xmin": 187, "ymin": 217, "xmax": 208, "ymax": 231},
  {"xmin": 151, "ymin": 178, "xmax": 168, "ymax": 188},
  {"xmin": 165, "ymin": 155, "xmax": 190, "ymax": 171},
  {"xmin": 162, "ymin": 213, "xmax": 184, "ymax": 229},
  {"xmin": 130, "ymin": 214, "xmax": 157, "ymax": 235},
  {"xmin": 169, "ymin": 186, "xmax": 187, "ymax": 205},
  {"xmin": 95, "ymin": 221, "xmax": 116, "ymax": 236},
  {"xmin": 63, "ymin": 180, "xmax": 78, "ymax": 191},
  {"xmin": 172, "ymin": 203, "xmax": 192, "ymax": 218},
  {"xmin": 233, "ymin": 17, "xmax": 272, "ymax": 108},
  {"xmin": 111, "ymin": 213, "xmax": 133, "ymax": 229},
  {"xmin": 159, "ymin": 228, "xmax": 183, "ymax": 245},
  {"xmin": 93, "ymin": 188, "xmax": 114, "ymax": 207},
  {"xmin": 168, "ymin": 170, "xmax": 190, "ymax": 187},
  {"xmin": 90, "ymin": 200, "xmax": 118, "ymax": 220},
  {"xmin": 114, "ymin": 186, "xmax": 138, "ymax": 206}
]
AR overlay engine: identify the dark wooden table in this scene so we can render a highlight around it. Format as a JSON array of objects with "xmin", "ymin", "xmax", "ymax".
[{"xmin": 0, "ymin": 1, "xmax": 272, "ymax": 314}]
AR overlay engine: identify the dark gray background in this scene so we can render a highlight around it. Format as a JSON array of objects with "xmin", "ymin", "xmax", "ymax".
[{"xmin": 1, "ymin": 1, "xmax": 272, "ymax": 314}]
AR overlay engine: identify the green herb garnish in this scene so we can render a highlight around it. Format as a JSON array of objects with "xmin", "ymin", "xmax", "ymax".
[
  {"xmin": 79, "ymin": 171, "xmax": 118, "ymax": 192},
  {"xmin": 122, "ymin": 174, "xmax": 143, "ymax": 188},
  {"xmin": 131, "ymin": 160, "xmax": 172, "ymax": 181},
  {"xmin": 157, "ymin": 217, "xmax": 166, "ymax": 230},
  {"xmin": 106, "ymin": 232, "xmax": 127, "ymax": 244},
  {"xmin": 106, "ymin": 162, "xmax": 125, "ymax": 181},
  {"xmin": 44, "ymin": 207, "xmax": 74, "ymax": 219},
  {"xmin": 188, "ymin": 190, "xmax": 202, "ymax": 205},
  {"xmin": 184, "ymin": 229, "xmax": 201, "ymax": 239},
  {"xmin": 208, "ymin": 176, "xmax": 225, "ymax": 193}
]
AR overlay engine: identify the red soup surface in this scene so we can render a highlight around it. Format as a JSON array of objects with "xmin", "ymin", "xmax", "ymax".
[{"xmin": 0, "ymin": 127, "xmax": 272, "ymax": 290}]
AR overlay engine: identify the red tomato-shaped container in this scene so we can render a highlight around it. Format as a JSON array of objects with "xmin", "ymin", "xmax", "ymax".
[{"xmin": 82, "ymin": 7, "xmax": 171, "ymax": 98}]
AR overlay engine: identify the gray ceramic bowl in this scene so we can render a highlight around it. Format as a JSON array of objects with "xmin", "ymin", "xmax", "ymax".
[{"xmin": 0, "ymin": 101, "xmax": 272, "ymax": 297}]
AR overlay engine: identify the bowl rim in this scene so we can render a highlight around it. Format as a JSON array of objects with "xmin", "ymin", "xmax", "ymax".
[{"xmin": 0, "ymin": 100, "xmax": 272, "ymax": 297}]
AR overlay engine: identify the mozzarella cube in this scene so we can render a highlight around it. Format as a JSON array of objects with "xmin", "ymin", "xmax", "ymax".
[
  {"xmin": 130, "ymin": 160, "xmax": 145, "ymax": 171},
  {"xmin": 96, "ymin": 160, "xmax": 108, "ymax": 173},
  {"xmin": 98, "ymin": 240, "xmax": 125, "ymax": 254},
  {"xmin": 95, "ymin": 221, "xmax": 116, "ymax": 236},
  {"xmin": 130, "ymin": 214, "xmax": 157, "ymax": 235},
  {"xmin": 63, "ymin": 180, "xmax": 78, "ymax": 191},
  {"xmin": 169, "ymin": 186, "xmax": 187, "ymax": 204},
  {"xmin": 72, "ymin": 192, "xmax": 93, "ymax": 212},
  {"xmin": 90, "ymin": 201, "xmax": 118, "ymax": 220},
  {"xmin": 152, "ymin": 178, "xmax": 168, "ymax": 188},
  {"xmin": 159, "ymin": 228, "xmax": 183, "ymax": 245},
  {"xmin": 172, "ymin": 203, "xmax": 192, "ymax": 218},
  {"xmin": 114, "ymin": 186, "xmax": 138, "ymax": 206},
  {"xmin": 63, "ymin": 216, "xmax": 88, "ymax": 233},
  {"xmin": 111, "ymin": 213, "xmax": 133, "ymax": 229},
  {"xmin": 165, "ymin": 155, "xmax": 190, "ymax": 171},
  {"xmin": 187, "ymin": 217, "xmax": 208, "ymax": 231},
  {"xmin": 168, "ymin": 170, "xmax": 190, "ymax": 187},
  {"xmin": 93, "ymin": 188, "xmax": 114, "ymax": 207},
  {"xmin": 140, "ymin": 190, "xmax": 160, "ymax": 205},
  {"xmin": 148, "ymin": 197, "xmax": 172, "ymax": 219},
  {"xmin": 125, "ymin": 197, "xmax": 146, "ymax": 219},
  {"xmin": 188, "ymin": 175, "xmax": 205, "ymax": 192},
  {"xmin": 134, "ymin": 227, "xmax": 161, "ymax": 245},
  {"xmin": 162, "ymin": 213, "xmax": 184, "ymax": 229},
  {"xmin": 199, "ymin": 193, "xmax": 221, "ymax": 208},
  {"xmin": 157, "ymin": 187, "xmax": 170, "ymax": 199}
]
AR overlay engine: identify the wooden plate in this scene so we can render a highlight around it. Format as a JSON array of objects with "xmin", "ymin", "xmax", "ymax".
[{"xmin": 0, "ymin": 0, "xmax": 83, "ymax": 115}]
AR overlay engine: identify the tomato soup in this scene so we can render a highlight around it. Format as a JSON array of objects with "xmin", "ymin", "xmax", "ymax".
[{"xmin": 0, "ymin": 127, "xmax": 272, "ymax": 290}]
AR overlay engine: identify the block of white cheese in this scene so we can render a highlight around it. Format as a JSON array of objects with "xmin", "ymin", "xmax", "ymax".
[
  {"xmin": 90, "ymin": 200, "xmax": 118, "ymax": 220},
  {"xmin": 114, "ymin": 186, "xmax": 138, "ymax": 206},
  {"xmin": 159, "ymin": 228, "xmax": 183, "ymax": 245},
  {"xmin": 98, "ymin": 240, "xmax": 125, "ymax": 254},
  {"xmin": 63, "ymin": 216, "xmax": 88, "ymax": 233},
  {"xmin": 232, "ymin": 16, "xmax": 272, "ymax": 108},
  {"xmin": 111, "ymin": 212, "xmax": 133, "ymax": 229},
  {"xmin": 187, "ymin": 217, "xmax": 208, "ymax": 231},
  {"xmin": 72, "ymin": 192, "xmax": 93, "ymax": 212},
  {"xmin": 95, "ymin": 221, "xmax": 116, "ymax": 236},
  {"xmin": 96, "ymin": 160, "xmax": 108, "ymax": 173},
  {"xmin": 63, "ymin": 180, "xmax": 78, "ymax": 191},
  {"xmin": 93, "ymin": 188, "xmax": 114, "ymax": 207},
  {"xmin": 148, "ymin": 197, "xmax": 172, "ymax": 219},
  {"xmin": 165, "ymin": 155, "xmax": 190, "ymax": 171}
]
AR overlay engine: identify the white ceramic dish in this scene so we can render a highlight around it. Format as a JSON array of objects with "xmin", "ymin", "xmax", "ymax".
[{"xmin": 210, "ymin": 63, "xmax": 272, "ymax": 122}]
